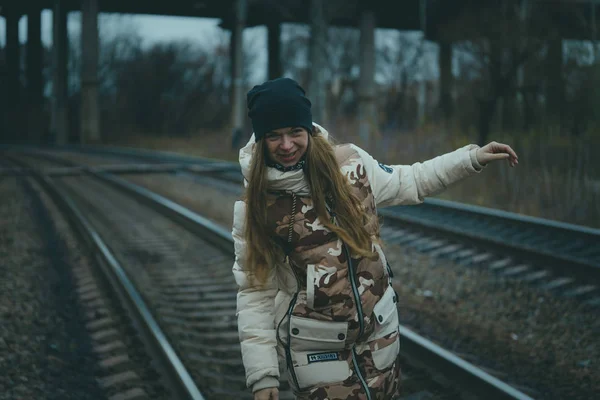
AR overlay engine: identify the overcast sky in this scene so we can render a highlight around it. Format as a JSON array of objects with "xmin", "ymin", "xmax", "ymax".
[
  {"xmin": 0, "ymin": 11, "xmax": 272, "ymax": 82},
  {"xmin": 0, "ymin": 11, "xmax": 228, "ymax": 47}
]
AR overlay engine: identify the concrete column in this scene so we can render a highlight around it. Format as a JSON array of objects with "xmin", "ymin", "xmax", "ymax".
[
  {"xmin": 438, "ymin": 40, "xmax": 453, "ymax": 122},
  {"xmin": 358, "ymin": 9, "xmax": 376, "ymax": 149},
  {"xmin": 52, "ymin": 0, "xmax": 69, "ymax": 144},
  {"xmin": 5, "ymin": 9, "xmax": 20, "ymax": 141},
  {"xmin": 27, "ymin": 6, "xmax": 44, "ymax": 143},
  {"xmin": 230, "ymin": 0, "xmax": 247, "ymax": 148},
  {"xmin": 267, "ymin": 22, "xmax": 282, "ymax": 80},
  {"xmin": 308, "ymin": 0, "xmax": 327, "ymax": 125},
  {"xmin": 81, "ymin": 0, "xmax": 100, "ymax": 144}
]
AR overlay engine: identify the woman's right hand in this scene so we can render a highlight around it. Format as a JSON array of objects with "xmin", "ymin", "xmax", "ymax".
[{"xmin": 254, "ymin": 387, "xmax": 279, "ymax": 400}]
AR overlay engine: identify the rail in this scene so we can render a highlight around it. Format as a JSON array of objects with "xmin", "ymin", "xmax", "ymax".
[{"xmin": 4, "ymin": 154, "xmax": 207, "ymax": 400}]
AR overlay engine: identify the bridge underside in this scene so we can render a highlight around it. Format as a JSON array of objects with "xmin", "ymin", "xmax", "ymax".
[
  {"xmin": 427, "ymin": 0, "xmax": 600, "ymax": 41},
  {"xmin": 0, "ymin": 0, "xmax": 422, "ymax": 31}
]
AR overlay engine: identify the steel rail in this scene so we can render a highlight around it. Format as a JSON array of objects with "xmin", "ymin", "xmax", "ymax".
[
  {"xmin": 3, "ymin": 154, "xmax": 206, "ymax": 400},
  {"xmin": 13, "ymin": 150, "xmax": 535, "ymax": 399},
  {"xmin": 377, "ymin": 204, "xmax": 600, "ymax": 283}
]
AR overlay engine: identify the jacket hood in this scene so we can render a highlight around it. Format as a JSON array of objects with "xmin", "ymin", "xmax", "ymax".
[{"xmin": 238, "ymin": 122, "xmax": 329, "ymax": 195}]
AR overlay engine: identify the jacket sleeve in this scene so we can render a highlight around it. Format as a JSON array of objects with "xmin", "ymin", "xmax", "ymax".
[
  {"xmin": 231, "ymin": 200, "xmax": 280, "ymax": 393},
  {"xmin": 350, "ymin": 144, "xmax": 485, "ymax": 207}
]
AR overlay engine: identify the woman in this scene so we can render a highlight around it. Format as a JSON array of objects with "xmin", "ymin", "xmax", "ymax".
[{"xmin": 232, "ymin": 78, "xmax": 518, "ymax": 400}]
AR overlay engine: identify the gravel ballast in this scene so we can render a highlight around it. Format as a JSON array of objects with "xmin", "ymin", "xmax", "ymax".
[
  {"xmin": 385, "ymin": 243, "xmax": 599, "ymax": 399},
  {"xmin": 0, "ymin": 177, "xmax": 104, "ymax": 399}
]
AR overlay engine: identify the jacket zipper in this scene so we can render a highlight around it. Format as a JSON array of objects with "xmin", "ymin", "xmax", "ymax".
[
  {"xmin": 283, "ymin": 295, "xmax": 300, "ymax": 389},
  {"xmin": 342, "ymin": 243, "xmax": 372, "ymax": 400},
  {"xmin": 352, "ymin": 347, "xmax": 372, "ymax": 400},
  {"xmin": 343, "ymin": 244, "xmax": 365, "ymax": 338},
  {"xmin": 281, "ymin": 258, "xmax": 301, "ymax": 390},
  {"xmin": 386, "ymin": 261, "xmax": 394, "ymax": 278}
]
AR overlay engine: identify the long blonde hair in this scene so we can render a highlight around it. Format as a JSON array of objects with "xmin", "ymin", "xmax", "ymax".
[{"xmin": 243, "ymin": 127, "xmax": 377, "ymax": 285}]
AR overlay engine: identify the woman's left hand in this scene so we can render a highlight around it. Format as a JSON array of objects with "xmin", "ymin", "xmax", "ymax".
[{"xmin": 476, "ymin": 141, "xmax": 519, "ymax": 167}]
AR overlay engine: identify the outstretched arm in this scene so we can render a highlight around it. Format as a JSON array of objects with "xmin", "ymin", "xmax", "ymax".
[{"xmin": 351, "ymin": 142, "xmax": 517, "ymax": 207}]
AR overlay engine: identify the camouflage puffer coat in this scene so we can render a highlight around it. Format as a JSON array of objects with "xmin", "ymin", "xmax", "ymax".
[{"xmin": 232, "ymin": 123, "xmax": 485, "ymax": 399}]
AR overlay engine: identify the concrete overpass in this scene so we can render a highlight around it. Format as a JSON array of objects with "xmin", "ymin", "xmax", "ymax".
[{"xmin": 0, "ymin": 0, "xmax": 598, "ymax": 145}]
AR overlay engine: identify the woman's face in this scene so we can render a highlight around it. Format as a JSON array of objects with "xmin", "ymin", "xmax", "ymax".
[{"xmin": 264, "ymin": 126, "xmax": 309, "ymax": 167}]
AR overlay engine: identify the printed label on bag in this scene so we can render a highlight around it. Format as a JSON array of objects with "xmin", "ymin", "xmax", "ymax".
[{"xmin": 307, "ymin": 352, "xmax": 340, "ymax": 363}]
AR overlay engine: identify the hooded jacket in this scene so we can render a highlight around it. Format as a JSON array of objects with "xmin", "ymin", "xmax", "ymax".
[{"xmin": 232, "ymin": 123, "xmax": 485, "ymax": 394}]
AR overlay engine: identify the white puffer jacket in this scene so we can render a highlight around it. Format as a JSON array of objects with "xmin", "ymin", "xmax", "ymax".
[{"xmin": 232, "ymin": 123, "xmax": 485, "ymax": 393}]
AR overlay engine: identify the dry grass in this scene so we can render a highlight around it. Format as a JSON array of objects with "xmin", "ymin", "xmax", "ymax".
[
  {"xmin": 365, "ymin": 124, "xmax": 600, "ymax": 229},
  {"xmin": 102, "ymin": 123, "xmax": 600, "ymax": 229}
]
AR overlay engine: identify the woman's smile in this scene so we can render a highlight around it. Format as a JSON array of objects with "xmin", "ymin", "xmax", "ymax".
[{"xmin": 278, "ymin": 151, "xmax": 297, "ymax": 164}]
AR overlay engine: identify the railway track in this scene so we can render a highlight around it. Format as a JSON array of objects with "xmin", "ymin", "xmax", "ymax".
[
  {"xmin": 1, "ymin": 148, "xmax": 536, "ymax": 399},
  {"xmin": 2, "ymin": 156, "xmax": 206, "ymax": 400}
]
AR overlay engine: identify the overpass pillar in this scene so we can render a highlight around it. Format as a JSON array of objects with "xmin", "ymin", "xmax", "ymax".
[
  {"xmin": 308, "ymin": 0, "xmax": 327, "ymax": 125},
  {"xmin": 230, "ymin": 0, "xmax": 247, "ymax": 148},
  {"xmin": 4, "ymin": 8, "xmax": 21, "ymax": 142},
  {"xmin": 358, "ymin": 9, "xmax": 376, "ymax": 150},
  {"xmin": 267, "ymin": 22, "xmax": 282, "ymax": 80},
  {"xmin": 27, "ymin": 5, "xmax": 44, "ymax": 143},
  {"xmin": 52, "ymin": 0, "xmax": 69, "ymax": 145},
  {"xmin": 81, "ymin": 0, "xmax": 100, "ymax": 144}
]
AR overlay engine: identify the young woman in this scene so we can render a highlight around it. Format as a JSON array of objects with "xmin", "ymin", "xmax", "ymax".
[{"xmin": 232, "ymin": 78, "xmax": 518, "ymax": 400}]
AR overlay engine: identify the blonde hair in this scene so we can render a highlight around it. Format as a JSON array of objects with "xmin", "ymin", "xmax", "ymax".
[{"xmin": 243, "ymin": 127, "xmax": 377, "ymax": 285}]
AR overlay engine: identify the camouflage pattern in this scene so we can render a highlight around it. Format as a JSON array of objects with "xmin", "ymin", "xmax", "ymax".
[{"xmin": 266, "ymin": 145, "xmax": 401, "ymax": 398}]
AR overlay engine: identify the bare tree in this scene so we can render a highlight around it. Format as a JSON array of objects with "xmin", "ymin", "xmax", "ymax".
[
  {"xmin": 376, "ymin": 31, "xmax": 426, "ymax": 131},
  {"xmin": 562, "ymin": 41, "xmax": 600, "ymax": 135},
  {"xmin": 448, "ymin": 0, "xmax": 549, "ymax": 144},
  {"xmin": 280, "ymin": 23, "xmax": 311, "ymax": 85},
  {"xmin": 67, "ymin": 16, "xmax": 262, "ymax": 137}
]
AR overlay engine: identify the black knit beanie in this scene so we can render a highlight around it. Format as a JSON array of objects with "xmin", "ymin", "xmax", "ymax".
[{"xmin": 247, "ymin": 78, "xmax": 313, "ymax": 141}]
